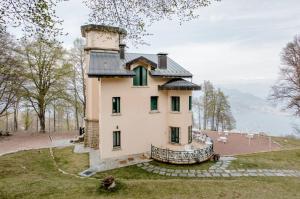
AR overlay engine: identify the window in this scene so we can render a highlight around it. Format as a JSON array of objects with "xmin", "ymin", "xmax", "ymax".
[
  {"xmin": 113, "ymin": 131, "xmax": 121, "ymax": 148},
  {"xmin": 188, "ymin": 126, "xmax": 192, "ymax": 143},
  {"xmin": 133, "ymin": 66, "xmax": 147, "ymax": 86},
  {"xmin": 150, "ymin": 96, "xmax": 158, "ymax": 111},
  {"xmin": 189, "ymin": 96, "xmax": 192, "ymax": 111},
  {"xmin": 112, "ymin": 97, "xmax": 120, "ymax": 113},
  {"xmin": 170, "ymin": 127, "xmax": 180, "ymax": 144},
  {"xmin": 171, "ymin": 96, "xmax": 180, "ymax": 112}
]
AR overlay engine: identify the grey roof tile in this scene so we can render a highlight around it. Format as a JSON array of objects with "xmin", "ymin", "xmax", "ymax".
[
  {"xmin": 88, "ymin": 52, "xmax": 193, "ymax": 78},
  {"xmin": 158, "ymin": 78, "xmax": 201, "ymax": 90},
  {"xmin": 88, "ymin": 52, "xmax": 135, "ymax": 77}
]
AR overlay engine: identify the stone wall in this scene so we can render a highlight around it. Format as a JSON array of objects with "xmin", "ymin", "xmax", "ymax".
[{"xmin": 84, "ymin": 119, "xmax": 99, "ymax": 149}]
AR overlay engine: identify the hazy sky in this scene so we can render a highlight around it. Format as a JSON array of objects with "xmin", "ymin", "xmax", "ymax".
[{"xmin": 53, "ymin": 0, "xmax": 300, "ymax": 87}]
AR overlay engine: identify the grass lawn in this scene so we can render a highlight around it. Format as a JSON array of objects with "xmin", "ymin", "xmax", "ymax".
[
  {"xmin": 0, "ymin": 146, "xmax": 300, "ymax": 199},
  {"xmin": 272, "ymin": 136, "xmax": 300, "ymax": 149},
  {"xmin": 229, "ymin": 148, "xmax": 300, "ymax": 170}
]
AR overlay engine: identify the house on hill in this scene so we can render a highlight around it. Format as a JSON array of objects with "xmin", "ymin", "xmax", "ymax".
[{"xmin": 81, "ymin": 24, "xmax": 212, "ymax": 164}]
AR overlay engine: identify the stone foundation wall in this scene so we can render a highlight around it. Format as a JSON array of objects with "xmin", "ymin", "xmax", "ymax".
[{"xmin": 84, "ymin": 119, "xmax": 99, "ymax": 149}]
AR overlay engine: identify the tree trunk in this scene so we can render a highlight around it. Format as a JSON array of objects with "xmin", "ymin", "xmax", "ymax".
[
  {"xmin": 72, "ymin": 65, "xmax": 80, "ymax": 130},
  {"xmin": 13, "ymin": 100, "xmax": 19, "ymax": 132},
  {"xmin": 48, "ymin": 110, "xmax": 51, "ymax": 132},
  {"xmin": 25, "ymin": 108, "xmax": 29, "ymax": 131},
  {"xmin": 203, "ymin": 97, "xmax": 207, "ymax": 130},
  {"xmin": 39, "ymin": 113, "xmax": 46, "ymax": 133},
  {"xmin": 36, "ymin": 115, "xmax": 39, "ymax": 133},
  {"xmin": 198, "ymin": 106, "xmax": 201, "ymax": 130},
  {"xmin": 66, "ymin": 112, "xmax": 70, "ymax": 131},
  {"xmin": 53, "ymin": 104, "xmax": 56, "ymax": 132},
  {"xmin": 5, "ymin": 110, "xmax": 9, "ymax": 131},
  {"xmin": 80, "ymin": 58, "xmax": 86, "ymax": 118},
  {"xmin": 74, "ymin": 96, "xmax": 79, "ymax": 130},
  {"xmin": 38, "ymin": 98, "xmax": 46, "ymax": 133},
  {"xmin": 210, "ymin": 95, "xmax": 216, "ymax": 131}
]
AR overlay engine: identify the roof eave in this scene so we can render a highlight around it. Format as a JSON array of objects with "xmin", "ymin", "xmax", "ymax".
[
  {"xmin": 158, "ymin": 85, "xmax": 201, "ymax": 91},
  {"xmin": 150, "ymin": 74, "xmax": 193, "ymax": 78},
  {"xmin": 87, "ymin": 73, "xmax": 135, "ymax": 78}
]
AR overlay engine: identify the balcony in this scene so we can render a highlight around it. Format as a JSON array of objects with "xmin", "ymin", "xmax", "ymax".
[{"xmin": 150, "ymin": 133, "xmax": 214, "ymax": 164}]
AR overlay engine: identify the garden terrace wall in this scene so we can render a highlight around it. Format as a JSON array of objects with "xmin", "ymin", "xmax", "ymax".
[{"xmin": 150, "ymin": 144, "xmax": 214, "ymax": 164}]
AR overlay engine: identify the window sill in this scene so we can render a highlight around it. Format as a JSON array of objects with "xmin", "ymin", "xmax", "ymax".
[
  {"xmin": 111, "ymin": 113, "xmax": 121, "ymax": 116},
  {"xmin": 113, "ymin": 147, "xmax": 121, "ymax": 151},
  {"xmin": 131, "ymin": 86, "xmax": 150, "ymax": 88},
  {"xmin": 170, "ymin": 111, "xmax": 181, "ymax": 114},
  {"xmin": 170, "ymin": 142, "xmax": 180, "ymax": 145},
  {"xmin": 149, "ymin": 110, "xmax": 160, "ymax": 114}
]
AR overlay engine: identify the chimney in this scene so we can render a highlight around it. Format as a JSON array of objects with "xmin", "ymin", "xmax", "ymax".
[
  {"xmin": 119, "ymin": 44, "xmax": 126, "ymax": 59},
  {"xmin": 157, "ymin": 52, "xmax": 168, "ymax": 69}
]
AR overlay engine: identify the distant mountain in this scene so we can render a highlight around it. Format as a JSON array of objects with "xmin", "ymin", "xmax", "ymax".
[
  {"xmin": 221, "ymin": 87, "xmax": 300, "ymax": 136},
  {"xmin": 193, "ymin": 85, "xmax": 300, "ymax": 137}
]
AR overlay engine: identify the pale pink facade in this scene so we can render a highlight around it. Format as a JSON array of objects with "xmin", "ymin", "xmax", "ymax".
[{"xmin": 82, "ymin": 25, "xmax": 198, "ymax": 160}]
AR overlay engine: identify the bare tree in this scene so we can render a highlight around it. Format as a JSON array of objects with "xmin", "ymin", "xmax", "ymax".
[
  {"xmin": 0, "ymin": 29, "xmax": 23, "ymax": 117},
  {"xmin": 200, "ymin": 81, "xmax": 235, "ymax": 131},
  {"xmin": 2, "ymin": 1, "xmax": 219, "ymax": 45},
  {"xmin": 270, "ymin": 35, "xmax": 300, "ymax": 116},
  {"xmin": 192, "ymin": 96, "xmax": 202, "ymax": 129},
  {"xmin": 0, "ymin": 0, "xmax": 63, "ymax": 38},
  {"xmin": 202, "ymin": 81, "xmax": 214, "ymax": 130},
  {"xmin": 23, "ymin": 104, "xmax": 33, "ymax": 131},
  {"xmin": 69, "ymin": 38, "xmax": 86, "ymax": 127},
  {"xmin": 20, "ymin": 38, "xmax": 71, "ymax": 133},
  {"xmin": 84, "ymin": 0, "xmax": 220, "ymax": 44}
]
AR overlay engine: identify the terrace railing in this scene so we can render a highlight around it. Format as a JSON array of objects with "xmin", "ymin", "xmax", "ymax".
[{"xmin": 150, "ymin": 143, "xmax": 214, "ymax": 164}]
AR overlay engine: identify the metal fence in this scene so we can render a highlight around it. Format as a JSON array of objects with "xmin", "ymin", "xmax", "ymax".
[{"xmin": 150, "ymin": 144, "xmax": 214, "ymax": 164}]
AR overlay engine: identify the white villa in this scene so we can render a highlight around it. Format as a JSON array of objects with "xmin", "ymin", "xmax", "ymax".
[{"xmin": 81, "ymin": 24, "xmax": 213, "ymax": 164}]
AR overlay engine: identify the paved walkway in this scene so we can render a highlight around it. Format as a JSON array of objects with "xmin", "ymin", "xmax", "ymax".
[
  {"xmin": 204, "ymin": 131, "xmax": 281, "ymax": 155},
  {"xmin": 137, "ymin": 157, "xmax": 300, "ymax": 177},
  {"xmin": 0, "ymin": 131, "xmax": 76, "ymax": 156}
]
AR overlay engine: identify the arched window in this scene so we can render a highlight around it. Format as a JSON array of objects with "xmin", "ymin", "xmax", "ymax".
[{"xmin": 133, "ymin": 66, "xmax": 147, "ymax": 86}]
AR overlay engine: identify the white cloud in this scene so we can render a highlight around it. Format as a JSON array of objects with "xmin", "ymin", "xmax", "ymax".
[{"xmin": 162, "ymin": 41, "xmax": 281, "ymax": 84}]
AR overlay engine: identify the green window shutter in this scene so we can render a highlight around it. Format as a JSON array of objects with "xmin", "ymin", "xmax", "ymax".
[
  {"xmin": 171, "ymin": 128, "xmax": 175, "ymax": 143},
  {"xmin": 113, "ymin": 131, "xmax": 121, "ymax": 147},
  {"xmin": 177, "ymin": 97, "xmax": 180, "ymax": 112},
  {"xmin": 171, "ymin": 127, "xmax": 180, "ymax": 143},
  {"xmin": 189, "ymin": 96, "xmax": 192, "ymax": 111},
  {"xmin": 171, "ymin": 97, "xmax": 180, "ymax": 111},
  {"xmin": 113, "ymin": 132, "xmax": 116, "ymax": 146},
  {"xmin": 151, "ymin": 96, "xmax": 158, "ymax": 110},
  {"xmin": 112, "ymin": 98, "xmax": 116, "ymax": 113},
  {"xmin": 133, "ymin": 66, "xmax": 147, "ymax": 86},
  {"xmin": 112, "ymin": 97, "xmax": 120, "ymax": 113},
  {"xmin": 133, "ymin": 67, "xmax": 140, "ymax": 86},
  {"xmin": 171, "ymin": 97, "xmax": 175, "ymax": 111},
  {"xmin": 141, "ymin": 67, "xmax": 147, "ymax": 86},
  {"xmin": 117, "ymin": 97, "xmax": 120, "ymax": 113}
]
